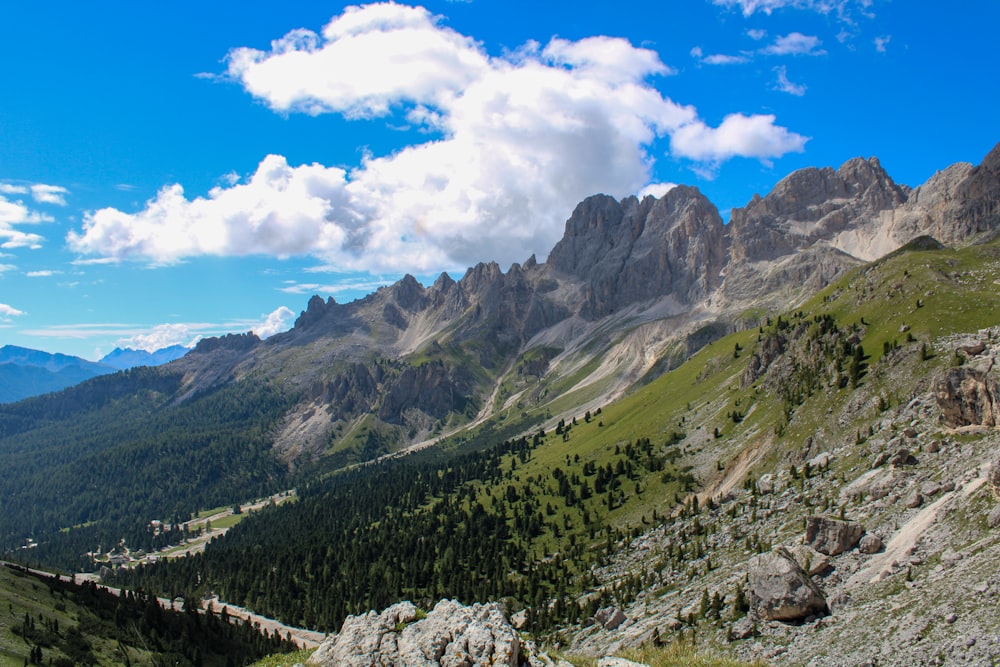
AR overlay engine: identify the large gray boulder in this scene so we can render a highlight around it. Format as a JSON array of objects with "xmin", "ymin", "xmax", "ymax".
[
  {"xmin": 749, "ymin": 547, "xmax": 829, "ymax": 622},
  {"xmin": 309, "ymin": 599, "xmax": 525, "ymax": 667},
  {"xmin": 804, "ymin": 515, "xmax": 865, "ymax": 555}
]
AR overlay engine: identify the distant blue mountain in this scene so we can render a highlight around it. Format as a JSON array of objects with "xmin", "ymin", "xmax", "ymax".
[
  {"xmin": 0, "ymin": 344, "xmax": 191, "ymax": 403},
  {"xmin": 99, "ymin": 345, "xmax": 190, "ymax": 370},
  {"xmin": 0, "ymin": 345, "xmax": 116, "ymax": 403}
]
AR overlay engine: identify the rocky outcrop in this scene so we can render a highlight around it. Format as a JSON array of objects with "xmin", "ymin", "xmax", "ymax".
[
  {"xmin": 748, "ymin": 547, "xmax": 828, "ymax": 622},
  {"xmin": 936, "ymin": 366, "xmax": 1000, "ymax": 428},
  {"xmin": 309, "ymin": 599, "xmax": 542, "ymax": 667},
  {"xmin": 378, "ymin": 361, "xmax": 473, "ymax": 424},
  {"xmin": 803, "ymin": 516, "xmax": 865, "ymax": 556},
  {"xmin": 191, "ymin": 332, "xmax": 261, "ymax": 355}
]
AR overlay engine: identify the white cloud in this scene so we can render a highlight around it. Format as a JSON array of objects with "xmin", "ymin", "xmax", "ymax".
[
  {"xmin": 115, "ymin": 323, "xmax": 203, "ymax": 351},
  {"xmin": 702, "ymin": 53, "xmax": 751, "ymax": 65},
  {"xmin": 0, "ymin": 184, "xmax": 29, "ymax": 196},
  {"xmin": 0, "ymin": 263, "xmax": 16, "ymax": 274},
  {"xmin": 30, "ymin": 184, "xmax": 69, "ymax": 206},
  {"xmin": 0, "ymin": 195, "xmax": 48, "ymax": 249},
  {"xmin": 638, "ymin": 182, "xmax": 677, "ymax": 199},
  {"xmin": 251, "ymin": 306, "xmax": 296, "ymax": 338},
  {"xmin": 761, "ymin": 32, "xmax": 825, "ymax": 56},
  {"xmin": 670, "ymin": 113, "xmax": 808, "ymax": 164},
  {"xmin": 713, "ymin": 0, "xmax": 872, "ymax": 18},
  {"xmin": 278, "ymin": 277, "xmax": 396, "ymax": 295},
  {"xmin": 68, "ymin": 2, "xmax": 807, "ymax": 273},
  {"xmin": 0, "ymin": 303, "xmax": 25, "ymax": 319},
  {"xmin": 773, "ymin": 65, "xmax": 807, "ymax": 95},
  {"xmin": 26, "ymin": 270, "xmax": 59, "ymax": 277},
  {"xmin": 747, "ymin": 29, "xmax": 768, "ymax": 40},
  {"xmin": 690, "ymin": 45, "xmax": 750, "ymax": 66},
  {"xmin": 874, "ymin": 34, "xmax": 890, "ymax": 52}
]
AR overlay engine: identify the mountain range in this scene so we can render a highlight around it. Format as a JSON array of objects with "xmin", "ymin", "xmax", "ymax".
[
  {"xmin": 161, "ymin": 141, "xmax": 999, "ymax": 466},
  {"xmin": 1, "ymin": 141, "xmax": 998, "ymax": 666},
  {"xmin": 0, "ymin": 344, "xmax": 190, "ymax": 403}
]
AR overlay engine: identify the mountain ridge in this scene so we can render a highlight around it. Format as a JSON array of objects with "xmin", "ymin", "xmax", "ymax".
[{"xmin": 159, "ymin": 141, "xmax": 1000, "ymax": 465}]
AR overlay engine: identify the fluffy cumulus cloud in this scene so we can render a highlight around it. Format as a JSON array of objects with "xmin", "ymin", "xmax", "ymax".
[
  {"xmin": 670, "ymin": 113, "xmax": 807, "ymax": 164},
  {"xmin": 68, "ymin": 2, "xmax": 807, "ymax": 273},
  {"xmin": 252, "ymin": 306, "xmax": 296, "ymax": 338}
]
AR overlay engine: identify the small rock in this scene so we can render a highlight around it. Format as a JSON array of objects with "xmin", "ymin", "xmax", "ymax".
[
  {"xmin": 757, "ymin": 473, "xmax": 775, "ymax": 494},
  {"xmin": 872, "ymin": 452, "xmax": 891, "ymax": 469},
  {"xmin": 960, "ymin": 342, "xmax": 986, "ymax": 356},
  {"xmin": 858, "ymin": 534, "xmax": 884, "ymax": 554},
  {"xmin": 903, "ymin": 428, "xmax": 918, "ymax": 439},
  {"xmin": 595, "ymin": 606, "xmax": 627, "ymax": 630},
  {"xmin": 511, "ymin": 609, "xmax": 528, "ymax": 630},
  {"xmin": 905, "ymin": 491, "xmax": 924, "ymax": 508},
  {"xmin": 945, "ymin": 613, "xmax": 958, "ymax": 624},
  {"xmin": 941, "ymin": 550, "xmax": 964, "ymax": 565},
  {"xmin": 926, "ymin": 440, "xmax": 941, "ymax": 453},
  {"xmin": 808, "ymin": 452, "xmax": 833, "ymax": 469},
  {"xmin": 729, "ymin": 615, "xmax": 757, "ymax": 640},
  {"xmin": 921, "ymin": 482, "xmax": 942, "ymax": 497},
  {"xmin": 988, "ymin": 505, "xmax": 1000, "ymax": 529},
  {"xmin": 891, "ymin": 448, "xmax": 918, "ymax": 467}
]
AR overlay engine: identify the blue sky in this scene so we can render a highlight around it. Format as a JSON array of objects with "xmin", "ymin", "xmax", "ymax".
[{"xmin": 1, "ymin": 0, "xmax": 997, "ymax": 360}]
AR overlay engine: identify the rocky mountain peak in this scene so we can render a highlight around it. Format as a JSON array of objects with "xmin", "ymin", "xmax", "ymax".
[
  {"xmin": 389, "ymin": 274, "xmax": 428, "ymax": 312},
  {"xmin": 729, "ymin": 156, "xmax": 908, "ymax": 264},
  {"xmin": 548, "ymin": 186, "xmax": 726, "ymax": 318}
]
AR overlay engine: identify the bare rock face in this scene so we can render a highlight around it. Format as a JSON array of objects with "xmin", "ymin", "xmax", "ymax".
[
  {"xmin": 935, "ymin": 367, "xmax": 1000, "ymax": 428},
  {"xmin": 748, "ymin": 547, "xmax": 828, "ymax": 622},
  {"xmin": 378, "ymin": 361, "xmax": 474, "ymax": 425},
  {"xmin": 728, "ymin": 156, "xmax": 908, "ymax": 265},
  {"xmin": 547, "ymin": 187, "xmax": 728, "ymax": 318},
  {"xmin": 804, "ymin": 516, "xmax": 865, "ymax": 556},
  {"xmin": 890, "ymin": 142, "xmax": 1000, "ymax": 247},
  {"xmin": 309, "ymin": 599, "xmax": 526, "ymax": 667}
]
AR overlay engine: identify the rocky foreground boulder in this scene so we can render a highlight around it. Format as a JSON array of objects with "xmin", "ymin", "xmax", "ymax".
[
  {"xmin": 308, "ymin": 599, "xmax": 568, "ymax": 667},
  {"xmin": 748, "ymin": 547, "xmax": 828, "ymax": 622}
]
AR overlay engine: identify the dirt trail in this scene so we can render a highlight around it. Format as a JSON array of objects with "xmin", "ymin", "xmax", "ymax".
[{"xmin": 202, "ymin": 596, "xmax": 326, "ymax": 649}]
